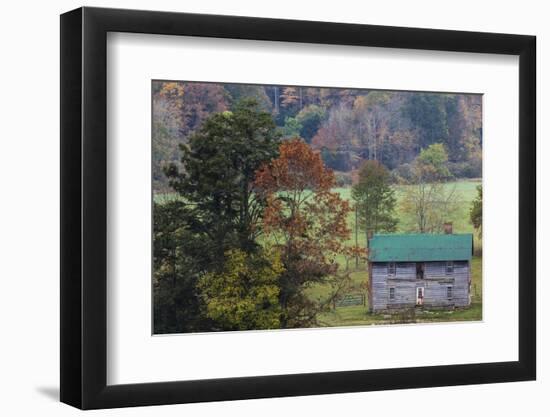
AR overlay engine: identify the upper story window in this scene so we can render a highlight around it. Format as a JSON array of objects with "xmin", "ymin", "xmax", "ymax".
[
  {"xmin": 416, "ymin": 262, "xmax": 424, "ymax": 279},
  {"xmin": 446, "ymin": 261, "xmax": 454, "ymax": 275},
  {"xmin": 387, "ymin": 262, "xmax": 396, "ymax": 276}
]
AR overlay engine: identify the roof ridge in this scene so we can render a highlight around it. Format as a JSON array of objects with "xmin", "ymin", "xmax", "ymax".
[{"xmin": 372, "ymin": 233, "xmax": 473, "ymax": 237}]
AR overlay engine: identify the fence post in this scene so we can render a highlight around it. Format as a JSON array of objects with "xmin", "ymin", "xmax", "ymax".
[{"xmin": 355, "ymin": 204, "xmax": 359, "ymax": 269}]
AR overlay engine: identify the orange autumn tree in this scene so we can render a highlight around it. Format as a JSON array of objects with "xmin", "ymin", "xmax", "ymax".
[{"xmin": 254, "ymin": 138, "xmax": 361, "ymax": 328}]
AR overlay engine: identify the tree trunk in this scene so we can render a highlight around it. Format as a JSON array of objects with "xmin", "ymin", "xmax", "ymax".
[
  {"xmin": 355, "ymin": 204, "xmax": 359, "ymax": 269},
  {"xmin": 274, "ymin": 86, "xmax": 279, "ymax": 113}
]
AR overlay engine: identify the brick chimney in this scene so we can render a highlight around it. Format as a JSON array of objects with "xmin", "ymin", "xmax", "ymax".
[{"xmin": 443, "ymin": 222, "xmax": 453, "ymax": 234}]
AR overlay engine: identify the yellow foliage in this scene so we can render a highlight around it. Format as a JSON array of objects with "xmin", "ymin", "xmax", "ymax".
[
  {"xmin": 159, "ymin": 82, "xmax": 184, "ymax": 99},
  {"xmin": 198, "ymin": 249, "xmax": 284, "ymax": 330}
]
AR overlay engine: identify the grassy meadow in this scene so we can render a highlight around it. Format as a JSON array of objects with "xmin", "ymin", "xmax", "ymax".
[{"xmin": 155, "ymin": 178, "xmax": 483, "ymax": 327}]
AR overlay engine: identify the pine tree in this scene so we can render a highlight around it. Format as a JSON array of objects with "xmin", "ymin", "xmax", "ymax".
[{"xmin": 352, "ymin": 160, "xmax": 398, "ymax": 243}]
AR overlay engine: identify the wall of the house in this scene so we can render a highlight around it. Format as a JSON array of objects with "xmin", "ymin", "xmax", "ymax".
[
  {"xmin": 369, "ymin": 261, "xmax": 470, "ymax": 312},
  {"xmin": 423, "ymin": 261, "xmax": 470, "ymax": 307}
]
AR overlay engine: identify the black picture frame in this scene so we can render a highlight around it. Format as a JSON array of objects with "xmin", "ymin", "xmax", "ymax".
[{"xmin": 60, "ymin": 6, "xmax": 536, "ymax": 410}]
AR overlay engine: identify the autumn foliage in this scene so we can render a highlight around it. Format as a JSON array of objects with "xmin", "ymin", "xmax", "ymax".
[
  {"xmin": 255, "ymin": 138, "xmax": 335, "ymax": 195},
  {"xmin": 254, "ymin": 139, "xmax": 358, "ymax": 327},
  {"xmin": 199, "ymin": 249, "xmax": 283, "ymax": 331}
]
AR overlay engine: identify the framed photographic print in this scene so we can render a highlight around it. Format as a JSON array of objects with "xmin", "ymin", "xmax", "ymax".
[{"xmin": 60, "ymin": 6, "xmax": 536, "ymax": 410}]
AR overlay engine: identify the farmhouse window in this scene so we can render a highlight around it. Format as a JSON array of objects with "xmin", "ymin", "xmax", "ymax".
[
  {"xmin": 387, "ymin": 262, "xmax": 396, "ymax": 276},
  {"xmin": 416, "ymin": 263, "xmax": 424, "ymax": 279},
  {"xmin": 446, "ymin": 261, "xmax": 454, "ymax": 274},
  {"xmin": 447, "ymin": 286, "xmax": 453, "ymax": 299},
  {"xmin": 389, "ymin": 287, "xmax": 395, "ymax": 300}
]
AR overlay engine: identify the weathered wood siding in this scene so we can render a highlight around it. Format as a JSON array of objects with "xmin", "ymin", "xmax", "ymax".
[
  {"xmin": 369, "ymin": 261, "xmax": 470, "ymax": 312},
  {"xmin": 370, "ymin": 262, "xmax": 415, "ymax": 311},
  {"xmin": 424, "ymin": 261, "xmax": 470, "ymax": 307}
]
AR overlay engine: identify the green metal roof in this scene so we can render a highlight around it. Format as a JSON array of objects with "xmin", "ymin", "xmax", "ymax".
[{"xmin": 369, "ymin": 233, "xmax": 473, "ymax": 262}]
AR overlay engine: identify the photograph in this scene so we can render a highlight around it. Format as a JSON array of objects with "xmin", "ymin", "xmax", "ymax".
[{"xmin": 152, "ymin": 81, "xmax": 483, "ymax": 334}]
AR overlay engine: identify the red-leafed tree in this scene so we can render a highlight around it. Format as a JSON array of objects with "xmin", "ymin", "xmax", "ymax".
[{"xmin": 254, "ymin": 138, "xmax": 363, "ymax": 328}]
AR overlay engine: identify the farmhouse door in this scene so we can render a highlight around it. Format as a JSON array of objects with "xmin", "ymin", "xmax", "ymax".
[{"xmin": 416, "ymin": 287, "xmax": 424, "ymax": 306}]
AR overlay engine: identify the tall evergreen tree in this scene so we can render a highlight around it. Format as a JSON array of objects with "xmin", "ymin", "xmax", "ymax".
[
  {"xmin": 164, "ymin": 99, "xmax": 280, "ymax": 262},
  {"xmin": 153, "ymin": 200, "xmax": 214, "ymax": 334},
  {"xmin": 352, "ymin": 160, "xmax": 398, "ymax": 244}
]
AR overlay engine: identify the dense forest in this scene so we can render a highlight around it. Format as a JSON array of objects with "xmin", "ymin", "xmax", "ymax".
[{"xmin": 153, "ymin": 81, "xmax": 482, "ymax": 193}]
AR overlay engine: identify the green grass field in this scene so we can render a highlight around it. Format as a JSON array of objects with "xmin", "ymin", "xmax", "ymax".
[
  {"xmin": 336, "ymin": 178, "xmax": 481, "ymax": 243},
  {"xmin": 155, "ymin": 179, "xmax": 483, "ymax": 326}
]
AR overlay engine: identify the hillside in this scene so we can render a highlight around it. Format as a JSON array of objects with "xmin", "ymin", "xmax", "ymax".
[{"xmin": 152, "ymin": 81, "xmax": 482, "ymax": 192}]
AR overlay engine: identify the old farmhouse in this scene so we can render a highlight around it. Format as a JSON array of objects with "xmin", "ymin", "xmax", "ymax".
[{"xmin": 367, "ymin": 228, "xmax": 473, "ymax": 313}]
